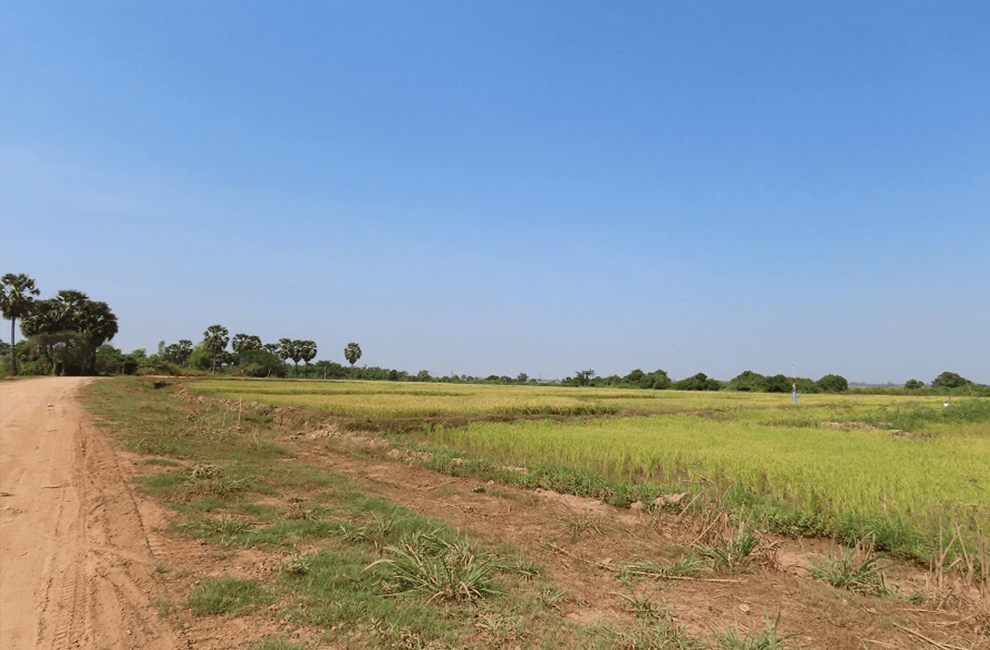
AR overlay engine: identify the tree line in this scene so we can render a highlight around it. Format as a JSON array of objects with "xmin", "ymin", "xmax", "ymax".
[
  {"xmin": 3, "ymin": 273, "xmax": 986, "ymax": 394},
  {"xmin": 140, "ymin": 326, "xmax": 363, "ymax": 379}
]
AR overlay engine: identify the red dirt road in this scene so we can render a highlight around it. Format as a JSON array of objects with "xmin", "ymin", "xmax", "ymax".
[{"xmin": 1, "ymin": 377, "xmax": 178, "ymax": 650}]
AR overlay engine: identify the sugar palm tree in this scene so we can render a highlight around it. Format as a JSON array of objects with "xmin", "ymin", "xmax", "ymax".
[
  {"xmin": 77, "ymin": 300, "xmax": 119, "ymax": 373},
  {"xmin": 203, "ymin": 325, "xmax": 230, "ymax": 373},
  {"xmin": 344, "ymin": 342, "xmax": 362, "ymax": 367},
  {"xmin": 298, "ymin": 340, "xmax": 317, "ymax": 370},
  {"xmin": 0, "ymin": 273, "xmax": 40, "ymax": 375}
]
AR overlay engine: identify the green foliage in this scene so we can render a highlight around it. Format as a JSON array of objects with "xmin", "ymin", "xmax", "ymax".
[
  {"xmin": 202, "ymin": 325, "xmax": 230, "ymax": 373},
  {"xmin": 816, "ymin": 374, "xmax": 849, "ymax": 393},
  {"xmin": 701, "ymin": 519, "xmax": 760, "ymax": 573},
  {"xmin": 231, "ymin": 333, "xmax": 262, "ymax": 356},
  {"xmin": 673, "ymin": 372, "xmax": 720, "ymax": 391},
  {"xmin": 730, "ymin": 370, "xmax": 768, "ymax": 392},
  {"xmin": 344, "ymin": 341, "xmax": 362, "ymax": 367},
  {"xmin": 904, "ymin": 378, "xmax": 925, "ymax": 390},
  {"xmin": 188, "ymin": 345, "xmax": 213, "ymax": 371},
  {"xmin": 572, "ymin": 369, "xmax": 597, "ymax": 386},
  {"xmin": 187, "ymin": 576, "xmax": 268, "ymax": 615},
  {"xmin": 163, "ymin": 339, "xmax": 194, "ymax": 366},
  {"xmin": 367, "ymin": 531, "xmax": 505, "ymax": 602},
  {"xmin": 932, "ymin": 371, "xmax": 970, "ymax": 389},
  {"xmin": 793, "ymin": 377, "xmax": 821, "ymax": 394},
  {"xmin": 850, "ymin": 398, "xmax": 990, "ymax": 433},
  {"xmin": 805, "ymin": 549, "xmax": 889, "ymax": 596},
  {"xmin": 17, "ymin": 288, "xmax": 119, "ymax": 375},
  {"xmin": 0, "ymin": 272, "xmax": 40, "ymax": 375},
  {"xmin": 765, "ymin": 374, "xmax": 791, "ymax": 393},
  {"xmin": 239, "ymin": 348, "xmax": 286, "ymax": 378}
]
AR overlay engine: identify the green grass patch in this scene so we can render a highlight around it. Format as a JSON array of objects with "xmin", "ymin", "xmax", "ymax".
[{"xmin": 187, "ymin": 576, "xmax": 268, "ymax": 616}]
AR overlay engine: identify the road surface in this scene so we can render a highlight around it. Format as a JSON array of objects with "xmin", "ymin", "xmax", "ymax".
[{"xmin": 1, "ymin": 377, "xmax": 178, "ymax": 650}]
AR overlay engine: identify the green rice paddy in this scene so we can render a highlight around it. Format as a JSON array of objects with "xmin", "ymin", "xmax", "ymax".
[{"xmin": 188, "ymin": 378, "xmax": 990, "ymax": 539}]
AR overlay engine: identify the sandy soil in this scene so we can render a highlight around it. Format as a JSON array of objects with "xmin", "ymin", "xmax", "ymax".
[{"xmin": 1, "ymin": 377, "xmax": 179, "ymax": 650}]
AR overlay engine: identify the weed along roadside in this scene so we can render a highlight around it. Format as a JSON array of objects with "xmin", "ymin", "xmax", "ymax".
[{"xmin": 83, "ymin": 376, "xmax": 990, "ymax": 650}]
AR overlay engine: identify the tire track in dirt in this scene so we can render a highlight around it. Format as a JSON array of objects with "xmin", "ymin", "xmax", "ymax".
[{"xmin": 1, "ymin": 377, "xmax": 181, "ymax": 650}]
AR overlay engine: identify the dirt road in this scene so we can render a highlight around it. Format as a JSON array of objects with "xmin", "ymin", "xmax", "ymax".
[{"xmin": 1, "ymin": 377, "xmax": 178, "ymax": 650}]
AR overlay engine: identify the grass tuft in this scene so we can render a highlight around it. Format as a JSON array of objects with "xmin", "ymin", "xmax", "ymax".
[
  {"xmin": 711, "ymin": 613, "xmax": 794, "ymax": 650},
  {"xmin": 805, "ymin": 549, "xmax": 889, "ymax": 597},
  {"xmin": 367, "ymin": 531, "xmax": 505, "ymax": 602}
]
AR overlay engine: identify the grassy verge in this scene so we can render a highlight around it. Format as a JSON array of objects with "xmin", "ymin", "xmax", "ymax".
[{"xmin": 90, "ymin": 377, "xmax": 761, "ymax": 649}]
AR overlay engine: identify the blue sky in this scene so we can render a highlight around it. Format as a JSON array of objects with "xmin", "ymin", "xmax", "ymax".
[{"xmin": 2, "ymin": 1, "xmax": 988, "ymax": 384}]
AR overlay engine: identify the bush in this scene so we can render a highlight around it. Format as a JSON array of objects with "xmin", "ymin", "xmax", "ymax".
[
  {"xmin": 673, "ymin": 372, "xmax": 720, "ymax": 391},
  {"xmin": 239, "ymin": 349, "xmax": 285, "ymax": 378},
  {"xmin": 904, "ymin": 379, "xmax": 925, "ymax": 390},
  {"xmin": 729, "ymin": 370, "xmax": 768, "ymax": 392},
  {"xmin": 795, "ymin": 377, "xmax": 821, "ymax": 394},
  {"xmin": 817, "ymin": 374, "xmax": 849, "ymax": 393},
  {"xmin": 766, "ymin": 374, "xmax": 791, "ymax": 393},
  {"xmin": 932, "ymin": 371, "xmax": 970, "ymax": 389}
]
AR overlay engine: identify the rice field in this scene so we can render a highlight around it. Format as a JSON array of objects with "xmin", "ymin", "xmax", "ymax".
[
  {"xmin": 188, "ymin": 377, "xmax": 949, "ymax": 419},
  {"xmin": 187, "ymin": 378, "xmax": 990, "ymax": 536}
]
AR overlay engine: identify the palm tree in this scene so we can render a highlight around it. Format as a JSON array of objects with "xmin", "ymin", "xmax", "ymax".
[
  {"xmin": 231, "ymin": 334, "xmax": 262, "ymax": 357},
  {"xmin": 203, "ymin": 325, "xmax": 230, "ymax": 373},
  {"xmin": 298, "ymin": 340, "xmax": 317, "ymax": 371},
  {"xmin": 344, "ymin": 342, "xmax": 362, "ymax": 367},
  {"xmin": 77, "ymin": 301, "xmax": 119, "ymax": 373},
  {"xmin": 276, "ymin": 338, "xmax": 294, "ymax": 373},
  {"xmin": 0, "ymin": 273, "xmax": 40, "ymax": 375}
]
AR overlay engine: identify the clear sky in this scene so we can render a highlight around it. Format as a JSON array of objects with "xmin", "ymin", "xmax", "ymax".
[{"xmin": 2, "ymin": 1, "xmax": 988, "ymax": 384}]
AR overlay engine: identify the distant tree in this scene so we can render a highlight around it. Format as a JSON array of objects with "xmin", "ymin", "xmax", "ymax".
[
  {"xmin": 188, "ymin": 345, "xmax": 213, "ymax": 371},
  {"xmin": 344, "ymin": 342, "xmax": 362, "ymax": 367},
  {"xmin": 904, "ymin": 379, "xmax": 925, "ymax": 390},
  {"xmin": 574, "ymin": 369, "xmax": 596, "ymax": 386},
  {"xmin": 625, "ymin": 369, "xmax": 645, "ymax": 384},
  {"xmin": 297, "ymin": 340, "xmax": 317, "ymax": 369},
  {"xmin": 231, "ymin": 333, "xmax": 262, "ymax": 356},
  {"xmin": 673, "ymin": 372, "xmax": 720, "ymax": 391},
  {"xmin": 816, "ymin": 374, "xmax": 849, "ymax": 393},
  {"xmin": 729, "ymin": 370, "xmax": 768, "ymax": 392},
  {"xmin": 203, "ymin": 325, "xmax": 230, "ymax": 373},
  {"xmin": 766, "ymin": 374, "xmax": 792, "ymax": 393},
  {"xmin": 18, "ymin": 288, "xmax": 118, "ymax": 375},
  {"xmin": 516, "ymin": 372, "xmax": 529, "ymax": 383},
  {"xmin": 165, "ymin": 339, "xmax": 194, "ymax": 366},
  {"xmin": 416, "ymin": 369, "xmax": 432, "ymax": 382},
  {"xmin": 76, "ymin": 299, "xmax": 119, "ymax": 371},
  {"xmin": 645, "ymin": 369, "xmax": 672, "ymax": 390},
  {"xmin": 239, "ymin": 348, "xmax": 285, "ymax": 378},
  {"xmin": 276, "ymin": 338, "xmax": 294, "ymax": 370},
  {"xmin": 0, "ymin": 273, "xmax": 40, "ymax": 375},
  {"xmin": 932, "ymin": 371, "xmax": 969, "ymax": 389},
  {"xmin": 285, "ymin": 340, "xmax": 304, "ymax": 374}
]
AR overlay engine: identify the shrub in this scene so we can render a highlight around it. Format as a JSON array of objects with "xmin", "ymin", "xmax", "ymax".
[
  {"xmin": 674, "ymin": 372, "xmax": 720, "ymax": 391},
  {"xmin": 816, "ymin": 374, "xmax": 849, "ymax": 393},
  {"xmin": 932, "ymin": 371, "xmax": 970, "ymax": 389},
  {"xmin": 766, "ymin": 374, "xmax": 791, "ymax": 393},
  {"xmin": 729, "ymin": 370, "xmax": 768, "ymax": 392}
]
